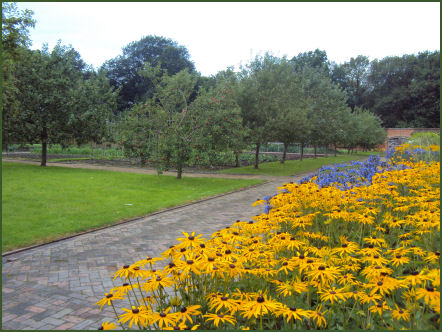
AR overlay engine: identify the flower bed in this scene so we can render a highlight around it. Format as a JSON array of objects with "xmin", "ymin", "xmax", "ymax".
[{"xmin": 96, "ymin": 144, "xmax": 440, "ymax": 330}]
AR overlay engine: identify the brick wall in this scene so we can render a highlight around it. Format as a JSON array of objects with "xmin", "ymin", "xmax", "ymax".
[{"xmin": 379, "ymin": 128, "xmax": 440, "ymax": 151}]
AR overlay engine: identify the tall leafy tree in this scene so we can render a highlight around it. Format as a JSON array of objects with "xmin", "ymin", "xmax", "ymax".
[
  {"xmin": 101, "ymin": 35, "xmax": 195, "ymax": 113},
  {"xmin": 2, "ymin": 2, "xmax": 36, "ymax": 149},
  {"xmin": 236, "ymin": 54, "xmax": 283, "ymax": 169},
  {"xmin": 364, "ymin": 52, "xmax": 440, "ymax": 127},
  {"xmin": 8, "ymin": 42, "xmax": 117, "ymax": 165}
]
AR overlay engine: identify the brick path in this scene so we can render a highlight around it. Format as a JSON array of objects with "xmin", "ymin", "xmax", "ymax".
[{"xmin": 2, "ymin": 161, "xmax": 303, "ymax": 330}]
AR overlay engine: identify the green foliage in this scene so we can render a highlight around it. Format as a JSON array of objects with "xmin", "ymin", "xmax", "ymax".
[
  {"xmin": 101, "ymin": 35, "xmax": 196, "ymax": 113},
  {"xmin": 2, "ymin": 162, "xmax": 263, "ymax": 251},
  {"xmin": 408, "ymin": 131, "xmax": 440, "ymax": 147},
  {"xmin": 117, "ymin": 64, "xmax": 246, "ymax": 178},
  {"xmin": 3, "ymin": 41, "xmax": 118, "ymax": 165}
]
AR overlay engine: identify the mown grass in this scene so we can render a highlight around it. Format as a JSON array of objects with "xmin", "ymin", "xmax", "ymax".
[
  {"xmin": 2, "ymin": 162, "xmax": 263, "ymax": 251},
  {"xmin": 218, "ymin": 154, "xmax": 375, "ymax": 176}
]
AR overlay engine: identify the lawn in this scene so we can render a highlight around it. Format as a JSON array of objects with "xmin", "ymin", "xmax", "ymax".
[
  {"xmin": 2, "ymin": 162, "xmax": 263, "ymax": 251},
  {"xmin": 218, "ymin": 154, "xmax": 375, "ymax": 176}
]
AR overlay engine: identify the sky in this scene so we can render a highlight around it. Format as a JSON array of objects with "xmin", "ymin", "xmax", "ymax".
[{"xmin": 16, "ymin": 2, "xmax": 441, "ymax": 76}]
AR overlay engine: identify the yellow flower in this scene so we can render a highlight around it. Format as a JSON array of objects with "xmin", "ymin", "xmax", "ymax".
[
  {"xmin": 176, "ymin": 231, "xmax": 206, "ymax": 249},
  {"xmin": 240, "ymin": 294, "xmax": 281, "ymax": 319},
  {"xmin": 203, "ymin": 313, "xmax": 236, "ymax": 328},
  {"xmin": 319, "ymin": 286, "xmax": 348, "ymax": 304},
  {"xmin": 391, "ymin": 305, "xmax": 410, "ymax": 322},
  {"xmin": 310, "ymin": 304, "xmax": 327, "ymax": 328},
  {"xmin": 98, "ymin": 321, "xmax": 117, "ymax": 330},
  {"xmin": 95, "ymin": 290, "xmax": 125, "ymax": 310},
  {"xmin": 416, "ymin": 286, "xmax": 440, "ymax": 306},
  {"xmin": 176, "ymin": 305, "xmax": 201, "ymax": 324},
  {"xmin": 276, "ymin": 305, "xmax": 310, "ymax": 323},
  {"xmin": 118, "ymin": 306, "xmax": 150, "ymax": 328},
  {"xmin": 151, "ymin": 307, "xmax": 179, "ymax": 329}
]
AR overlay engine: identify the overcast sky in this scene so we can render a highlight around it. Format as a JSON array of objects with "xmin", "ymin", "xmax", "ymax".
[{"xmin": 17, "ymin": 2, "xmax": 440, "ymax": 76}]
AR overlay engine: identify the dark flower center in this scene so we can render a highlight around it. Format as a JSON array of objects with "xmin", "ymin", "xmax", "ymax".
[
  {"xmin": 290, "ymin": 237, "xmax": 295, "ymax": 241},
  {"xmin": 341, "ymin": 244, "xmax": 348, "ymax": 248},
  {"xmin": 106, "ymin": 294, "xmax": 113, "ymax": 299},
  {"xmin": 225, "ymin": 250, "xmax": 232, "ymax": 255},
  {"xmin": 377, "ymin": 303, "xmax": 383, "ymax": 308},
  {"xmin": 213, "ymin": 266, "xmax": 218, "ymax": 270},
  {"xmin": 180, "ymin": 307, "xmax": 187, "ymax": 313},
  {"xmin": 257, "ymin": 296, "xmax": 265, "ymax": 303},
  {"xmin": 156, "ymin": 277, "xmax": 161, "ymax": 282},
  {"xmin": 282, "ymin": 262, "xmax": 288, "ymax": 266},
  {"xmin": 373, "ymin": 255, "xmax": 379, "ymax": 259},
  {"xmin": 330, "ymin": 291, "xmax": 336, "ymax": 294},
  {"xmin": 132, "ymin": 308, "xmax": 140, "ymax": 314},
  {"xmin": 188, "ymin": 236, "xmax": 195, "ymax": 241},
  {"xmin": 199, "ymin": 244, "xmax": 205, "ymax": 248},
  {"xmin": 289, "ymin": 307, "xmax": 296, "ymax": 311},
  {"xmin": 375, "ymin": 266, "xmax": 381, "ymax": 270},
  {"xmin": 123, "ymin": 265, "xmax": 130, "ymax": 269},
  {"xmin": 187, "ymin": 260, "xmax": 194, "ymax": 265},
  {"xmin": 160, "ymin": 312, "xmax": 166, "ymax": 318},
  {"xmin": 208, "ymin": 257, "xmax": 215, "ymax": 262},
  {"xmin": 426, "ymin": 286, "xmax": 434, "ymax": 292},
  {"xmin": 169, "ymin": 262, "xmax": 176, "ymax": 268},
  {"xmin": 174, "ymin": 327, "xmax": 180, "ymax": 330},
  {"xmin": 307, "ymin": 259, "xmax": 313, "ymax": 263},
  {"xmin": 368, "ymin": 245, "xmax": 374, "ymax": 248},
  {"xmin": 123, "ymin": 283, "xmax": 129, "ymax": 287},
  {"xmin": 98, "ymin": 326, "xmax": 104, "ymax": 330},
  {"xmin": 180, "ymin": 248, "xmax": 186, "ymax": 252},
  {"xmin": 396, "ymin": 255, "xmax": 402, "ymax": 259},
  {"xmin": 218, "ymin": 314, "xmax": 224, "ymax": 318},
  {"xmin": 221, "ymin": 296, "xmax": 228, "ymax": 301},
  {"xmin": 411, "ymin": 271, "xmax": 419, "ymax": 276},
  {"xmin": 318, "ymin": 266, "xmax": 325, "ymax": 271},
  {"xmin": 377, "ymin": 281, "xmax": 383, "ymax": 286},
  {"xmin": 133, "ymin": 267, "xmax": 140, "ymax": 270},
  {"xmin": 299, "ymin": 254, "xmax": 305, "ymax": 259},
  {"xmin": 399, "ymin": 310, "xmax": 404, "ymax": 314},
  {"xmin": 436, "ymin": 252, "xmax": 440, "ymax": 256},
  {"xmin": 229, "ymin": 264, "xmax": 235, "ymax": 268}
]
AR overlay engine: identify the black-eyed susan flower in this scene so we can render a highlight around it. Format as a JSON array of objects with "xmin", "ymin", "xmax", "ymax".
[
  {"xmin": 319, "ymin": 286, "xmax": 348, "ymax": 304},
  {"xmin": 310, "ymin": 304, "xmax": 327, "ymax": 328},
  {"xmin": 98, "ymin": 321, "xmax": 116, "ymax": 330},
  {"xmin": 151, "ymin": 307, "xmax": 179, "ymax": 329},
  {"xmin": 276, "ymin": 305, "xmax": 310, "ymax": 323},
  {"xmin": 368, "ymin": 301, "xmax": 390, "ymax": 316},
  {"xmin": 176, "ymin": 231, "xmax": 206, "ymax": 249},
  {"xmin": 95, "ymin": 291, "xmax": 125, "ymax": 310},
  {"xmin": 203, "ymin": 312, "xmax": 236, "ymax": 328},
  {"xmin": 240, "ymin": 294, "xmax": 281, "ymax": 319},
  {"xmin": 391, "ymin": 305, "xmax": 411, "ymax": 322},
  {"xmin": 118, "ymin": 306, "xmax": 150, "ymax": 328},
  {"xmin": 416, "ymin": 286, "xmax": 440, "ymax": 306},
  {"xmin": 209, "ymin": 294, "xmax": 239, "ymax": 314},
  {"xmin": 176, "ymin": 305, "xmax": 201, "ymax": 324}
]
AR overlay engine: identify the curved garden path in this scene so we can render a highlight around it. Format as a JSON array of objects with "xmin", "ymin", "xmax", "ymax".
[{"xmin": 2, "ymin": 159, "xmax": 306, "ymax": 330}]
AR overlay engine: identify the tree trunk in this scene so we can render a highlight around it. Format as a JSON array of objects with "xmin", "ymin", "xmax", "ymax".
[
  {"xmin": 324, "ymin": 145, "xmax": 328, "ymax": 157},
  {"xmin": 314, "ymin": 145, "xmax": 317, "ymax": 159},
  {"xmin": 280, "ymin": 142, "xmax": 288, "ymax": 164},
  {"xmin": 177, "ymin": 154, "xmax": 183, "ymax": 179},
  {"xmin": 254, "ymin": 143, "xmax": 260, "ymax": 169},
  {"xmin": 300, "ymin": 143, "xmax": 304, "ymax": 161},
  {"xmin": 41, "ymin": 141, "xmax": 47, "ymax": 166},
  {"xmin": 41, "ymin": 129, "xmax": 48, "ymax": 166},
  {"xmin": 334, "ymin": 144, "xmax": 337, "ymax": 157},
  {"xmin": 235, "ymin": 151, "xmax": 240, "ymax": 167}
]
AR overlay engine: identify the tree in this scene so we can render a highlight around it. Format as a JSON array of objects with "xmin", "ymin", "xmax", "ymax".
[
  {"xmin": 7, "ymin": 42, "xmax": 117, "ymax": 165},
  {"xmin": 268, "ymin": 59, "xmax": 311, "ymax": 163},
  {"xmin": 235, "ymin": 54, "xmax": 283, "ymax": 169},
  {"xmin": 331, "ymin": 55, "xmax": 370, "ymax": 112},
  {"xmin": 291, "ymin": 49, "xmax": 330, "ymax": 76},
  {"xmin": 2, "ymin": 2, "xmax": 36, "ymax": 149},
  {"xmin": 364, "ymin": 52, "xmax": 440, "ymax": 128},
  {"xmin": 118, "ymin": 64, "xmax": 244, "ymax": 179},
  {"xmin": 101, "ymin": 35, "xmax": 195, "ymax": 113}
]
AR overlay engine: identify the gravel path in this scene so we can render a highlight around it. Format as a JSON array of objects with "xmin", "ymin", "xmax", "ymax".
[{"xmin": 2, "ymin": 159, "xmax": 304, "ymax": 330}]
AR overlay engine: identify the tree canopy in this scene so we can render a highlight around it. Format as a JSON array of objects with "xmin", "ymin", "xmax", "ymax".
[{"xmin": 101, "ymin": 35, "xmax": 196, "ymax": 113}]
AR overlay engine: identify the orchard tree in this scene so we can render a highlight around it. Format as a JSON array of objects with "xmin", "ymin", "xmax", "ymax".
[
  {"xmin": 2, "ymin": 2, "xmax": 35, "ymax": 149},
  {"xmin": 8, "ymin": 42, "xmax": 117, "ymax": 165},
  {"xmin": 236, "ymin": 54, "xmax": 283, "ymax": 169}
]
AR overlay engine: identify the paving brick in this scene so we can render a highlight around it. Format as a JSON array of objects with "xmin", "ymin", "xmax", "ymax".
[{"xmin": 2, "ymin": 169, "xmax": 289, "ymax": 330}]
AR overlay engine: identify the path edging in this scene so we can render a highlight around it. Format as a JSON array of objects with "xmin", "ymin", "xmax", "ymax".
[{"xmin": 2, "ymin": 180, "xmax": 270, "ymax": 257}]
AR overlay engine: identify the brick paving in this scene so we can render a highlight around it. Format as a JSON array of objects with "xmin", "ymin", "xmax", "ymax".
[{"xmin": 2, "ymin": 161, "xmax": 303, "ymax": 330}]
